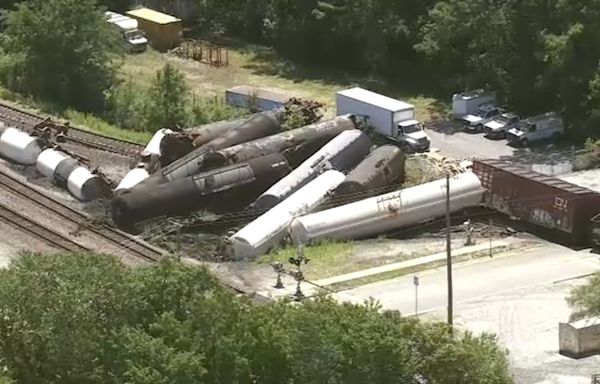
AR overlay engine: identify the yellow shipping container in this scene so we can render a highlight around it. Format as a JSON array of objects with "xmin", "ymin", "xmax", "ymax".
[{"xmin": 126, "ymin": 7, "xmax": 182, "ymax": 51}]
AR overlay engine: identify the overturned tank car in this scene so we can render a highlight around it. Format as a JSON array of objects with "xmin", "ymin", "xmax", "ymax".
[
  {"xmin": 253, "ymin": 129, "xmax": 371, "ymax": 211},
  {"xmin": 111, "ymin": 153, "xmax": 291, "ymax": 227},
  {"xmin": 334, "ymin": 144, "xmax": 405, "ymax": 200}
]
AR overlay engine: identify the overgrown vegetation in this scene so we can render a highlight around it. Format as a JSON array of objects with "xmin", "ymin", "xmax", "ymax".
[
  {"xmin": 0, "ymin": 253, "xmax": 513, "ymax": 383},
  {"xmin": 568, "ymin": 273, "xmax": 600, "ymax": 320}
]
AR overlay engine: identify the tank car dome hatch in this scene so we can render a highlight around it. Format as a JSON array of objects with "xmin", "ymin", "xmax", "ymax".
[
  {"xmin": 67, "ymin": 167, "xmax": 102, "ymax": 202},
  {"xmin": 0, "ymin": 127, "xmax": 43, "ymax": 165}
]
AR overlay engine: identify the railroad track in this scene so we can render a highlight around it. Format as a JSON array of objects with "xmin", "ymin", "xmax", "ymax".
[
  {"xmin": 0, "ymin": 169, "xmax": 163, "ymax": 263},
  {"xmin": 0, "ymin": 202, "xmax": 90, "ymax": 253},
  {"xmin": 0, "ymin": 101, "xmax": 144, "ymax": 158}
]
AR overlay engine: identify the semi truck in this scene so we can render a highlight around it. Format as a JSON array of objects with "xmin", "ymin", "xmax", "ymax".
[
  {"xmin": 105, "ymin": 11, "xmax": 148, "ymax": 53},
  {"xmin": 335, "ymin": 87, "xmax": 430, "ymax": 153}
]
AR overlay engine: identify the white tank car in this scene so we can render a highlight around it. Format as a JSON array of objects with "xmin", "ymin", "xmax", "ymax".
[
  {"xmin": 289, "ymin": 172, "xmax": 484, "ymax": 243},
  {"xmin": 227, "ymin": 170, "xmax": 346, "ymax": 260},
  {"xmin": 141, "ymin": 128, "xmax": 173, "ymax": 157},
  {"xmin": 36, "ymin": 148, "xmax": 71, "ymax": 177},
  {"xmin": 0, "ymin": 127, "xmax": 42, "ymax": 165},
  {"xmin": 114, "ymin": 164, "xmax": 150, "ymax": 195},
  {"xmin": 67, "ymin": 167, "xmax": 102, "ymax": 202},
  {"xmin": 253, "ymin": 129, "xmax": 370, "ymax": 210}
]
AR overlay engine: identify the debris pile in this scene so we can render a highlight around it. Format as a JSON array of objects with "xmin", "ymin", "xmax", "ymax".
[{"xmin": 405, "ymin": 151, "xmax": 471, "ymax": 186}]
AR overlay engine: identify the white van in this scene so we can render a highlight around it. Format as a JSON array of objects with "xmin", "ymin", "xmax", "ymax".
[
  {"xmin": 506, "ymin": 112, "xmax": 564, "ymax": 146},
  {"xmin": 452, "ymin": 90, "xmax": 496, "ymax": 119}
]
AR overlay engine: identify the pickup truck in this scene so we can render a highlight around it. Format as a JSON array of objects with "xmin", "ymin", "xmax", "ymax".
[
  {"xmin": 462, "ymin": 104, "xmax": 503, "ymax": 133},
  {"xmin": 483, "ymin": 113, "xmax": 519, "ymax": 139}
]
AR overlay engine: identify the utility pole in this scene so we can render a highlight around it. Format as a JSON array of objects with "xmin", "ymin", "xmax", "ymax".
[
  {"xmin": 489, "ymin": 218, "xmax": 493, "ymax": 258},
  {"xmin": 414, "ymin": 275, "xmax": 419, "ymax": 318},
  {"xmin": 446, "ymin": 174, "xmax": 453, "ymax": 326}
]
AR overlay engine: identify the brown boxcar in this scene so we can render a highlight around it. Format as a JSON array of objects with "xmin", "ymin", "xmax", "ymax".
[
  {"xmin": 126, "ymin": 8, "xmax": 182, "ymax": 51},
  {"xmin": 472, "ymin": 159, "xmax": 600, "ymax": 245}
]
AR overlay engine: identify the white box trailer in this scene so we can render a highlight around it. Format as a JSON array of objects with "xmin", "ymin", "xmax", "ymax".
[
  {"xmin": 336, "ymin": 87, "xmax": 414, "ymax": 137},
  {"xmin": 452, "ymin": 89, "xmax": 496, "ymax": 119},
  {"xmin": 335, "ymin": 87, "xmax": 430, "ymax": 153}
]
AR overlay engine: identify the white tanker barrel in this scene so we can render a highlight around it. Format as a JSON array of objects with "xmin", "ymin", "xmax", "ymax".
[
  {"xmin": 141, "ymin": 128, "xmax": 173, "ymax": 158},
  {"xmin": 253, "ymin": 129, "xmax": 370, "ymax": 211},
  {"xmin": 36, "ymin": 148, "xmax": 71, "ymax": 178},
  {"xmin": 335, "ymin": 145, "xmax": 406, "ymax": 199},
  {"xmin": 114, "ymin": 164, "xmax": 150, "ymax": 196},
  {"xmin": 67, "ymin": 167, "xmax": 102, "ymax": 202},
  {"xmin": 110, "ymin": 153, "xmax": 291, "ymax": 228},
  {"xmin": 0, "ymin": 127, "xmax": 43, "ymax": 165},
  {"xmin": 226, "ymin": 170, "xmax": 346, "ymax": 260},
  {"xmin": 289, "ymin": 172, "xmax": 484, "ymax": 244}
]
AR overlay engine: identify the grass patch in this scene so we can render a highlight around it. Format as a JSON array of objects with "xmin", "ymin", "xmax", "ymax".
[
  {"xmin": 0, "ymin": 86, "xmax": 152, "ymax": 145},
  {"xmin": 327, "ymin": 247, "xmax": 509, "ymax": 292},
  {"xmin": 121, "ymin": 47, "xmax": 446, "ymax": 121},
  {"xmin": 257, "ymin": 240, "xmax": 354, "ymax": 280},
  {"xmin": 63, "ymin": 110, "xmax": 152, "ymax": 144}
]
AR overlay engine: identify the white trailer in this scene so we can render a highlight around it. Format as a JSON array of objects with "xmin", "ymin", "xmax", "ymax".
[
  {"xmin": 336, "ymin": 87, "xmax": 430, "ymax": 153},
  {"xmin": 452, "ymin": 89, "xmax": 496, "ymax": 119}
]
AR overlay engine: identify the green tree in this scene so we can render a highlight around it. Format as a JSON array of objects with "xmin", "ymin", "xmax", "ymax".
[
  {"xmin": 0, "ymin": 0, "xmax": 121, "ymax": 112},
  {"xmin": 568, "ymin": 272, "xmax": 600, "ymax": 320},
  {"xmin": 0, "ymin": 253, "xmax": 514, "ymax": 384},
  {"xmin": 145, "ymin": 64, "xmax": 189, "ymax": 130}
]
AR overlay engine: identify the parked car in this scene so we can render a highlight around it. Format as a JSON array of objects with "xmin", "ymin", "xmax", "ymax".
[
  {"xmin": 483, "ymin": 112, "xmax": 520, "ymax": 139},
  {"xmin": 506, "ymin": 112, "xmax": 564, "ymax": 147},
  {"xmin": 462, "ymin": 103, "xmax": 503, "ymax": 133},
  {"xmin": 452, "ymin": 89, "xmax": 496, "ymax": 119}
]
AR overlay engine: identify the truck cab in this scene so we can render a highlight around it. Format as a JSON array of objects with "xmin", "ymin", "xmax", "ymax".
[
  {"xmin": 506, "ymin": 112, "xmax": 564, "ymax": 147},
  {"xmin": 386, "ymin": 119, "xmax": 430, "ymax": 153},
  {"xmin": 105, "ymin": 11, "xmax": 148, "ymax": 53}
]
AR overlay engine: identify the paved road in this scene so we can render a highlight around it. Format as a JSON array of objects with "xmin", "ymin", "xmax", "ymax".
[
  {"xmin": 337, "ymin": 243, "xmax": 600, "ymax": 315},
  {"xmin": 426, "ymin": 127, "xmax": 515, "ymax": 160}
]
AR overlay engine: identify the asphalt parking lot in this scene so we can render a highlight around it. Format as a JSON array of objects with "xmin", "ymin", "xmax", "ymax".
[{"xmin": 426, "ymin": 122, "xmax": 582, "ymax": 176}]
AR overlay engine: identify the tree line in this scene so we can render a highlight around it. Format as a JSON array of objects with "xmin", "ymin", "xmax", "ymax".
[
  {"xmin": 2, "ymin": 0, "xmax": 600, "ymax": 137},
  {"xmin": 0, "ymin": 253, "xmax": 513, "ymax": 384},
  {"xmin": 194, "ymin": 0, "xmax": 600, "ymax": 137}
]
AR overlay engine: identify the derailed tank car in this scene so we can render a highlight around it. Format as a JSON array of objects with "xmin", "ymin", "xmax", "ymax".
[
  {"xmin": 0, "ymin": 125, "xmax": 43, "ymax": 165},
  {"xmin": 253, "ymin": 129, "xmax": 370, "ymax": 210},
  {"xmin": 142, "ymin": 115, "xmax": 358, "ymax": 188},
  {"xmin": 111, "ymin": 153, "xmax": 291, "ymax": 227},
  {"xmin": 290, "ymin": 172, "xmax": 484, "ymax": 244},
  {"xmin": 335, "ymin": 144, "xmax": 405, "ymax": 199},
  {"xmin": 472, "ymin": 159, "xmax": 600, "ymax": 245},
  {"xmin": 146, "ymin": 111, "xmax": 282, "ymax": 186},
  {"xmin": 226, "ymin": 170, "xmax": 346, "ymax": 260}
]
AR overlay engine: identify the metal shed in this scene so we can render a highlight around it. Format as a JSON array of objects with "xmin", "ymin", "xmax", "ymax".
[
  {"xmin": 559, "ymin": 317, "xmax": 600, "ymax": 359},
  {"xmin": 126, "ymin": 7, "xmax": 182, "ymax": 51},
  {"xmin": 225, "ymin": 86, "xmax": 291, "ymax": 112},
  {"xmin": 472, "ymin": 159, "xmax": 600, "ymax": 245}
]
